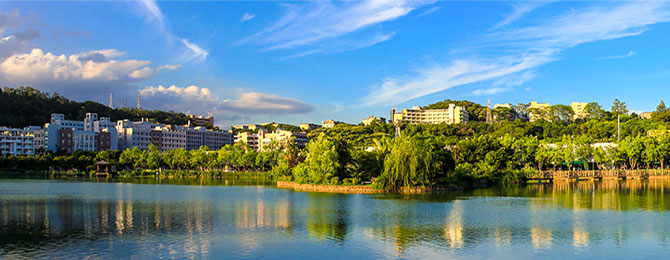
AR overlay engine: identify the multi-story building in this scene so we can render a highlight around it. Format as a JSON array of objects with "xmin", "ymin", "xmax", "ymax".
[
  {"xmin": 0, "ymin": 127, "xmax": 35, "ymax": 156},
  {"xmin": 362, "ymin": 116, "xmax": 386, "ymax": 126},
  {"xmin": 41, "ymin": 113, "xmax": 117, "ymax": 152},
  {"xmin": 391, "ymin": 104, "xmax": 469, "ymax": 125},
  {"xmin": 116, "ymin": 119, "xmax": 156, "ymax": 151},
  {"xmin": 321, "ymin": 120, "xmax": 343, "ymax": 128},
  {"xmin": 257, "ymin": 129, "xmax": 308, "ymax": 151},
  {"xmin": 571, "ymin": 102, "xmax": 589, "ymax": 120},
  {"xmin": 176, "ymin": 125, "xmax": 232, "ymax": 150},
  {"xmin": 149, "ymin": 125, "xmax": 186, "ymax": 151},
  {"xmin": 235, "ymin": 132, "xmax": 259, "ymax": 150},
  {"xmin": 528, "ymin": 102, "xmax": 551, "ymax": 122},
  {"xmin": 300, "ymin": 123, "xmax": 321, "ymax": 131},
  {"xmin": 640, "ymin": 112, "xmax": 653, "ymax": 119}
]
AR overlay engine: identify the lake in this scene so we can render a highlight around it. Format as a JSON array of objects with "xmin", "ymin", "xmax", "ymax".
[{"xmin": 2, "ymin": 178, "xmax": 670, "ymax": 259}]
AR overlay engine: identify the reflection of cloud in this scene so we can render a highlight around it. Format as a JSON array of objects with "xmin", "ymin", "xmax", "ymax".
[{"xmin": 363, "ymin": 2, "xmax": 670, "ymax": 106}]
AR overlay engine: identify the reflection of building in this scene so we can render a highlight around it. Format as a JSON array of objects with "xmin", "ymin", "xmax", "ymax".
[
  {"xmin": 444, "ymin": 200, "xmax": 464, "ymax": 248},
  {"xmin": 257, "ymin": 129, "xmax": 308, "ymax": 150},
  {"xmin": 300, "ymin": 123, "xmax": 321, "ymax": 131},
  {"xmin": 321, "ymin": 120, "xmax": 343, "ymax": 128},
  {"xmin": 362, "ymin": 116, "xmax": 386, "ymax": 126},
  {"xmin": 0, "ymin": 127, "xmax": 35, "ymax": 156},
  {"xmin": 391, "ymin": 104, "xmax": 469, "ymax": 125}
]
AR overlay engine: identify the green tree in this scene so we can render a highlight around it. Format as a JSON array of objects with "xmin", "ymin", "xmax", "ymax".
[{"xmin": 611, "ymin": 99, "xmax": 629, "ymax": 116}]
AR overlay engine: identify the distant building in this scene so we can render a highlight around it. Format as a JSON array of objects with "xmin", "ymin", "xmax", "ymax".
[
  {"xmin": 362, "ymin": 116, "xmax": 386, "ymax": 126},
  {"xmin": 640, "ymin": 112, "xmax": 653, "ymax": 119},
  {"xmin": 188, "ymin": 115, "xmax": 214, "ymax": 127},
  {"xmin": 391, "ymin": 104, "xmax": 469, "ymax": 125},
  {"xmin": 258, "ymin": 129, "xmax": 308, "ymax": 151},
  {"xmin": 0, "ymin": 127, "xmax": 35, "ymax": 156},
  {"xmin": 494, "ymin": 103, "xmax": 512, "ymax": 109},
  {"xmin": 321, "ymin": 120, "xmax": 343, "ymax": 128},
  {"xmin": 528, "ymin": 102, "xmax": 551, "ymax": 122},
  {"xmin": 300, "ymin": 123, "xmax": 321, "ymax": 131},
  {"xmin": 571, "ymin": 102, "xmax": 589, "ymax": 120},
  {"xmin": 235, "ymin": 132, "xmax": 259, "ymax": 150},
  {"xmin": 232, "ymin": 124, "xmax": 262, "ymax": 131}
]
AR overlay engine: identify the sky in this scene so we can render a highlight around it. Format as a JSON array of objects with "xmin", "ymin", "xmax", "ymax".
[{"xmin": 2, "ymin": 1, "xmax": 670, "ymax": 128}]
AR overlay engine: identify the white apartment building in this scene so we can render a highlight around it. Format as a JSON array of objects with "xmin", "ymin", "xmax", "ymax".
[
  {"xmin": 116, "ymin": 119, "xmax": 157, "ymax": 151},
  {"xmin": 0, "ymin": 127, "xmax": 35, "ymax": 156},
  {"xmin": 321, "ymin": 120, "xmax": 343, "ymax": 128},
  {"xmin": 257, "ymin": 129, "xmax": 308, "ymax": 151},
  {"xmin": 391, "ymin": 104, "xmax": 469, "ymax": 125},
  {"xmin": 151, "ymin": 126, "xmax": 187, "ymax": 151}
]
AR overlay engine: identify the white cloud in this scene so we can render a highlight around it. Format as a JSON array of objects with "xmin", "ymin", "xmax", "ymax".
[
  {"xmin": 362, "ymin": 2, "xmax": 670, "ymax": 106},
  {"xmin": 0, "ymin": 48, "xmax": 177, "ymax": 101},
  {"xmin": 137, "ymin": 0, "xmax": 208, "ymax": 63},
  {"xmin": 599, "ymin": 50, "xmax": 636, "ymax": 60},
  {"xmin": 240, "ymin": 0, "xmax": 433, "ymax": 55},
  {"xmin": 241, "ymin": 13, "xmax": 256, "ymax": 23},
  {"xmin": 139, "ymin": 85, "xmax": 313, "ymax": 118}
]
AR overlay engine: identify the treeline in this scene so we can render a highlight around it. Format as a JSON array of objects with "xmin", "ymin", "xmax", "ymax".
[{"xmin": 0, "ymin": 86, "xmax": 192, "ymax": 128}]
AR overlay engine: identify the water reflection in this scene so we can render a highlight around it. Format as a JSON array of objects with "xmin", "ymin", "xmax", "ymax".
[{"xmin": 3, "ymin": 179, "xmax": 670, "ymax": 259}]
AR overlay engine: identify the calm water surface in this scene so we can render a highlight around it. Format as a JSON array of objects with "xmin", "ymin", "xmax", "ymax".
[{"xmin": 2, "ymin": 178, "xmax": 670, "ymax": 259}]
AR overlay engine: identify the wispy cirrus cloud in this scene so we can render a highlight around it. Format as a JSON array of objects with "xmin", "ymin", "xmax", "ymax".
[
  {"xmin": 240, "ymin": 0, "xmax": 433, "ymax": 56},
  {"xmin": 137, "ymin": 0, "xmax": 208, "ymax": 63},
  {"xmin": 493, "ymin": 2, "xmax": 548, "ymax": 29},
  {"xmin": 599, "ymin": 50, "xmax": 636, "ymax": 60},
  {"xmin": 362, "ymin": 1, "xmax": 670, "ymax": 106},
  {"xmin": 139, "ymin": 85, "xmax": 313, "ymax": 121},
  {"xmin": 241, "ymin": 13, "xmax": 256, "ymax": 23}
]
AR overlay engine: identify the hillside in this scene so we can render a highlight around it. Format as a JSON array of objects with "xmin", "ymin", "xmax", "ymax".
[{"xmin": 0, "ymin": 86, "xmax": 191, "ymax": 128}]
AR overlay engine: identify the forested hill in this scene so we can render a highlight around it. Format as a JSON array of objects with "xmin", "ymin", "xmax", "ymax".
[{"xmin": 0, "ymin": 86, "xmax": 191, "ymax": 128}]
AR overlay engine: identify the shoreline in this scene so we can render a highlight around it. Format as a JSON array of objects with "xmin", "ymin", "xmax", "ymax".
[{"xmin": 276, "ymin": 181, "xmax": 463, "ymax": 194}]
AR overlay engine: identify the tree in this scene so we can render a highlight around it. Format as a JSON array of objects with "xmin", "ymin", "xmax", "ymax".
[
  {"xmin": 146, "ymin": 144, "xmax": 163, "ymax": 170},
  {"xmin": 549, "ymin": 105, "xmax": 575, "ymax": 122},
  {"xmin": 512, "ymin": 103, "xmax": 530, "ymax": 121},
  {"xmin": 611, "ymin": 99, "xmax": 629, "ymax": 116},
  {"xmin": 294, "ymin": 134, "xmax": 342, "ymax": 184},
  {"xmin": 657, "ymin": 100, "xmax": 669, "ymax": 112},
  {"xmin": 584, "ymin": 102, "xmax": 606, "ymax": 119}
]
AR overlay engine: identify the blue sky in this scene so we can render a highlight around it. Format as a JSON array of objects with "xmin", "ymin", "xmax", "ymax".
[{"xmin": 2, "ymin": 1, "xmax": 670, "ymax": 128}]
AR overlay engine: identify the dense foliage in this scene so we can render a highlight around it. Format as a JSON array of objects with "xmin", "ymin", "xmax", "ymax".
[{"xmin": 0, "ymin": 86, "xmax": 192, "ymax": 127}]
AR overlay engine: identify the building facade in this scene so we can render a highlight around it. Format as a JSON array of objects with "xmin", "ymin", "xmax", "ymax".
[
  {"xmin": 321, "ymin": 120, "xmax": 343, "ymax": 128},
  {"xmin": 0, "ymin": 127, "xmax": 35, "ymax": 156},
  {"xmin": 257, "ymin": 129, "xmax": 308, "ymax": 151},
  {"xmin": 299, "ymin": 123, "xmax": 321, "ymax": 131},
  {"xmin": 571, "ymin": 102, "xmax": 589, "ymax": 120},
  {"xmin": 391, "ymin": 104, "xmax": 469, "ymax": 125},
  {"xmin": 235, "ymin": 132, "xmax": 259, "ymax": 150},
  {"xmin": 528, "ymin": 102, "xmax": 552, "ymax": 122}
]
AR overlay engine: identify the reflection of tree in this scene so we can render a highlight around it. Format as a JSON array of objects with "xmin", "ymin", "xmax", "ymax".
[{"xmin": 306, "ymin": 193, "xmax": 349, "ymax": 243}]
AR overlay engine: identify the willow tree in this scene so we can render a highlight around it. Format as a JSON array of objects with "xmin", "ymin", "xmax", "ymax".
[{"xmin": 373, "ymin": 136, "xmax": 454, "ymax": 191}]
